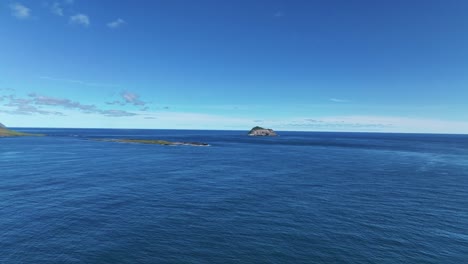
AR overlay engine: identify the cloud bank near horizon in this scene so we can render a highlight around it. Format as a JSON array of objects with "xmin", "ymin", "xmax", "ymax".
[
  {"xmin": 1, "ymin": 89, "xmax": 468, "ymax": 133},
  {"xmin": 0, "ymin": 92, "xmax": 137, "ymax": 117}
]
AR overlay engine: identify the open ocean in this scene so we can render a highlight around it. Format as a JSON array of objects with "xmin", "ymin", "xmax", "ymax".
[{"xmin": 1, "ymin": 128, "xmax": 468, "ymax": 263}]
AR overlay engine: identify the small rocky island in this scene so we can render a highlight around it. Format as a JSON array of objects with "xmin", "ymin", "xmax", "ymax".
[
  {"xmin": 0, "ymin": 122, "xmax": 42, "ymax": 137},
  {"xmin": 95, "ymin": 138, "xmax": 210, "ymax": 146},
  {"xmin": 248, "ymin": 126, "xmax": 278, "ymax": 136}
]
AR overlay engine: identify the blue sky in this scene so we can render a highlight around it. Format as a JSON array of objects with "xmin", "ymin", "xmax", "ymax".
[{"xmin": 1, "ymin": 0, "xmax": 468, "ymax": 133}]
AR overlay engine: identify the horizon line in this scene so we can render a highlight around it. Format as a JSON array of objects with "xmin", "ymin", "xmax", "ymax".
[{"xmin": 9, "ymin": 126, "xmax": 468, "ymax": 136}]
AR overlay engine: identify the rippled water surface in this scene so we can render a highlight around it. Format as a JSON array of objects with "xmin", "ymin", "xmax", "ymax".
[{"xmin": 1, "ymin": 129, "xmax": 468, "ymax": 263}]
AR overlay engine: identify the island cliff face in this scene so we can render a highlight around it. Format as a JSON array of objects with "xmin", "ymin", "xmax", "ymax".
[{"xmin": 248, "ymin": 126, "xmax": 278, "ymax": 136}]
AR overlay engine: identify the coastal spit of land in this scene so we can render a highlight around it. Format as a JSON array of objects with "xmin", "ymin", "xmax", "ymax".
[
  {"xmin": 0, "ymin": 123, "xmax": 277, "ymax": 146},
  {"xmin": 0, "ymin": 123, "xmax": 42, "ymax": 137}
]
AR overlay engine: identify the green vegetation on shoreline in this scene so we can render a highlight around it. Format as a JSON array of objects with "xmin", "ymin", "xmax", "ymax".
[
  {"xmin": 0, "ymin": 124, "xmax": 43, "ymax": 137},
  {"xmin": 248, "ymin": 126, "xmax": 264, "ymax": 133}
]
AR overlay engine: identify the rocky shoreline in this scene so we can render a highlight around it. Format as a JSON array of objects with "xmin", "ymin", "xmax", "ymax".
[
  {"xmin": 248, "ymin": 126, "xmax": 278, "ymax": 136},
  {"xmin": 94, "ymin": 138, "xmax": 210, "ymax": 146}
]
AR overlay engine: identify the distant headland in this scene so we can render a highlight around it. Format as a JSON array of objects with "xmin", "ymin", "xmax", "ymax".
[
  {"xmin": 0, "ymin": 123, "xmax": 42, "ymax": 137},
  {"xmin": 248, "ymin": 126, "xmax": 278, "ymax": 136}
]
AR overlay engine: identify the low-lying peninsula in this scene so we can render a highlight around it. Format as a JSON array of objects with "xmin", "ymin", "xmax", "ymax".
[
  {"xmin": 95, "ymin": 138, "xmax": 210, "ymax": 146},
  {"xmin": 0, "ymin": 123, "xmax": 42, "ymax": 137},
  {"xmin": 248, "ymin": 126, "xmax": 278, "ymax": 136}
]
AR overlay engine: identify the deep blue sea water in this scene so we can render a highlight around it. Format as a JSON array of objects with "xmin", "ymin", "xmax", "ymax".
[{"xmin": 1, "ymin": 128, "xmax": 468, "ymax": 263}]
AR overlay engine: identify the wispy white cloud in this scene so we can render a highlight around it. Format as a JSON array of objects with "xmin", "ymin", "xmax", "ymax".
[
  {"xmin": 100, "ymin": 109, "xmax": 137, "ymax": 117},
  {"xmin": 0, "ymin": 93, "xmax": 138, "ymax": 118},
  {"xmin": 0, "ymin": 104, "xmax": 64, "ymax": 116},
  {"xmin": 271, "ymin": 115, "xmax": 468, "ymax": 134},
  {"xmin": 39, "ymin": 76, "xmax": 118, "ymax": 88},
  {"xmin": 50, "ymin": 2, "xmax": 64, "ymax": 16},
  {"xmin": 29, "ymin": 93, "xmax": 96, "ymax": 112},
  {"xmin": 69, "ymin": 13, "xmax": 90, "ymax": 27},
  {"xmin": 107, "ymin": 18, "xmax": 126, "ymax": 29},
  {"xmin": 10, "ymin": 3, "xmax": 31, "ymax": 19},
  {"xmin": 0, "ymin": 95, "xmax": 64, "ymax": 116},
  {"xmin": 106, "ymin": 100, "xmax": 125, "ymax": 106},
  {"xmin": 121, "ymin": 91, "xmax": 145, "ymax": 106},
  {"xmin": 276, "ymin": 117, "xmax": 388, "ymax": 131},
  {"xmin": 330, "ymin": 98, "xmax": 349, "ymax": 103},
  {"xmin": 107, "ymin": 91, "xmax": 147, "ymax": 106}
]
